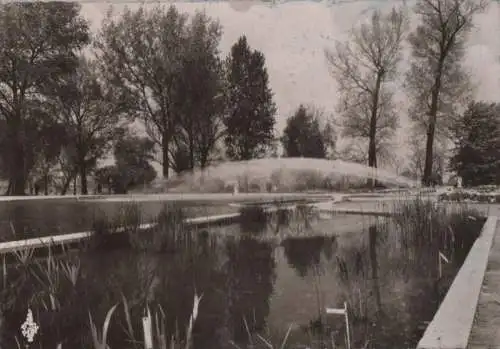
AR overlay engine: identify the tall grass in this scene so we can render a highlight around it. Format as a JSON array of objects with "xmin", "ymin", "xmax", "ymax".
[
  {"xmin": 389, "ymin": 195, "xmax": 484, "ymax": 265},
  {"xmin": 330, "ymin": 196, "xmax": 485, "ymax": 329}
]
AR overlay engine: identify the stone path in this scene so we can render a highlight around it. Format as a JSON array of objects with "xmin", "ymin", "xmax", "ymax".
[{"xmin": 467, "ymin": 215, "xmax": 500, "ymax": 349}]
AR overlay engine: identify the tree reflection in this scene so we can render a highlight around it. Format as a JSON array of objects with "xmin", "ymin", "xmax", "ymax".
[
  {"xmin": 369, "ymin": 225, "xmax": 382, "ymax": 314},
  {"xmin": 283, "ymin": 236, "xmax": 336, "ymax": 277},
  {"xmin": 223, "ymin": 236, "xmax": 276, "ymax": 343}
]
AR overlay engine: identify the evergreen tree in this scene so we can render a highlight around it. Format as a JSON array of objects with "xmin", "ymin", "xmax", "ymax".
[
  {"xmin": 281, "ymin": 104, "xmax": 332, "ymax": 158},
  {"xmin": 224, "ymin": 36, "xmax": 277, "ymax": 160},
  {"xmin": 449, "ymin": 101, "xmax": 500, "ymax": 186}
]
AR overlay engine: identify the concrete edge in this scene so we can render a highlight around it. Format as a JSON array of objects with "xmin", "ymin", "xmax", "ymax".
[
  {"xmin": 0, "ymin": 193, "xmax": 338, "ymax": 203},
  {"xmin": 417, "ymin": 216, "xmax": 499, "ymax": 349},
  {"xmin": 319, "ymin": 208, "xmax": 392, "ymax": 217},
  {"xmin": 0, "ymin": 212, "xmax": 241, "ymax": 254}
]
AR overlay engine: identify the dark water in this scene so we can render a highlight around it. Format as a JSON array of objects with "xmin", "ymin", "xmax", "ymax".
[
  {"xmin": 0, "ymin": 211, "xmax": 480, "ymax": 349},
  {"xmin": 0, "ymin": 199, "xmax": 236, "ymax": 241}
]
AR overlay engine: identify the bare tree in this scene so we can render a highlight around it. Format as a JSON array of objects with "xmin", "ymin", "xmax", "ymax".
[
  {"xmin": 325, "ymin": 7, "xmax": 407, "ymax": 186},
  {"xmin": 95, "ymin": 5, "xmax": 188, "ymax": 179},
  {"xmin": 405, "ymin": 0, "xmax": 487, "ymax": 186},
  {"xmin": 338, "ymin": 138, "xmax": 396, "ymax": 169}
]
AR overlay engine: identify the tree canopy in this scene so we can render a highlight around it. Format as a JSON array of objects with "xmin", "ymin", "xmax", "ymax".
[
  {"xmin": 281, "ymin": 104, "xmax": 336, "ymax": 159},
  {"xmin": 449, "ymin": 101, "xmax": 500, "ymax": 186},
  {"xmin": 0, "ymin": 2, "xmax": 90, "ymax": 195},
  {"xmin": 224, "ymin": 35, "xmax": 277, "ymax": 161}
]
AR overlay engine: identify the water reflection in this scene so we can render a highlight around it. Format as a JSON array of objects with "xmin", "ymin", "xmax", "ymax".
[
  {"xmin": 369, "ymin": 225, "xmax": 382, "ymax": 314},
  {"xmin": 282, "ymin": 236, "xmax": 337, "ymax": 277},
  {"xmin": 0, "ymin": 215, "xmax": 480, "ymax": 349},
  {"xmin": 224, "ymin": 237, "xmax": 276, "ymax": 344},
  {"xmin": 0, "ymin": 200, "xmax": 231, "ymax": 241}
]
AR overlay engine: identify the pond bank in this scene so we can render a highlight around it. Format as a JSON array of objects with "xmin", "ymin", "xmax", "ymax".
[{"xmin": 417, "ymin": 216, "xmax": 498, "ymax": 349}]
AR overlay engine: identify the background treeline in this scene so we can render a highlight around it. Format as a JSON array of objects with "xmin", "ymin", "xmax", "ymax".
[
  {"xmin": 0, "ymin": 0, "xmax": 496, "ymax": 196},
  {"xmin": 0, "ymin": 4, "xmax": 277, "ymax": 195}
]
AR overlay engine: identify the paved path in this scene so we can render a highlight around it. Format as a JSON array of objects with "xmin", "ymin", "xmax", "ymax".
[{"xmin": 467, "ymin": 215, "xmax": 500, "ymax": 349}]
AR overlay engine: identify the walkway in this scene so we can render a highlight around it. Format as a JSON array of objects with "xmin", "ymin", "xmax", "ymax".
[{"xmin": 467, "ymin": 214, "xmax": 500, "ymax": 349}]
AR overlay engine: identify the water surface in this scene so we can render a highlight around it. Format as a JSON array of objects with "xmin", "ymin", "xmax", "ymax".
[{"xmin": 0, "ymin": 212, "xmax": 477, "ymax": 349}]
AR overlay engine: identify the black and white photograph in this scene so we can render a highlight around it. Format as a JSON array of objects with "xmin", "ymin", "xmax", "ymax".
[{"xmin": 0, "ymin": 0, "xmax": 498, "ymax": 348}]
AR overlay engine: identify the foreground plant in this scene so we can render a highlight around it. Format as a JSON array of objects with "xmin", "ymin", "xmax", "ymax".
[
  {"xmin": 89, "ymin": 303, "xmax": 118, "ymax": 349},
  {"xmin": 229, "ymin": 323, "xmax": 295, "ymax": 349},
  {"xmin": 122, "ymin": 292, "xmax": 203, "ymax": 349}
]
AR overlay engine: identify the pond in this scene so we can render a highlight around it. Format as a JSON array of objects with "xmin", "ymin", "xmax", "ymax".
[
  {"xmin": 0, "ymin": 199, "xmax": 242, "ymax": 241},
  {"xmin": 0, "ymin": 205, "xmax": 484, "ymax": 349},
  {"xmin": 0, "ymin": 196, "xmax": 326, "ymax": 241}
]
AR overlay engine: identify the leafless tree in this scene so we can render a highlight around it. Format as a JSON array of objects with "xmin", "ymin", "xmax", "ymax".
[
  {"xmin": 325, "ymin": 7, "xmax": 407, "ymax": 186},
  {"xmin": 405, "ymin": 0, "xmax": 488, "ymax": 185}
]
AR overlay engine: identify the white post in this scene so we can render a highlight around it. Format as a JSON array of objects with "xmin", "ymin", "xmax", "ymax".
[
  {"xmin": 142, "ymin": 307, "xmax": 153, "ymax": 349},
  {"xmin": 438, "ymin": 251, "xmax": 449, "ymax": 279},
  {"xmin": 438, "ymin": 254, "xmax": 442, "ymax": 279},
  {"xmin": 344, "ymin": 302, "xmax": 351, "ymax": 349},
  {"xmin": 326, "ymin": 302, "xmax": 351, "ymax": 349}
]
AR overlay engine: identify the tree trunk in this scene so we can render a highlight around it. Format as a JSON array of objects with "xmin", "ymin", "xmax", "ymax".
[
  {"xmin": 9, "ymin": 138, "xmax": 27, "ymax": 196},
  {"xmin": 61, "ymin": 171, "xmax": 76, "ymax": 195},
  {"xmin": 199, "ymin": 148, "xmax": 209, "ymax": 169},
  {"xmin": 368, "ymin": 71, "xmax": 383, "ymax": 188},
  {"xmin": 73, "ymin": 175, "xmax": 77, "ymax": 195},
  {"xmin": 162, "ymin": 134, "xmax": 170, "ymax": 179},
  {"xmin": 189, "ymin": 136, "xmax": 195, "ymax": 171},
  {"xmin": 423, "ymin": 67, "xmax": 443, "ymax": 186},
  {"xmin": 44, "ymin": 173, "xmax": 49, "ymax": 195},
  {"xmin": 80, "ymin": 160, "xmax": 88, "ymax": 195},
  {"xmin": 4, "ymin": 180, "xmax": 11, "ymax": 196},
  {"xmin": 423, "ymin": 121, "xmax": 437, "ymax": 186}
]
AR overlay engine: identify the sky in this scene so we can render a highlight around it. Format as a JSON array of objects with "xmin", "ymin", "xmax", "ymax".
[{"xmin": 79, "ymin": 0, "xmax": 500, "ymax": 174}]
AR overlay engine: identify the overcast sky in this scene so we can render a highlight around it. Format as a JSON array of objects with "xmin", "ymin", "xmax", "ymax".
[{"xmin": 80, "ymin": 0, "xmax": 500, "ymax": 173}]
